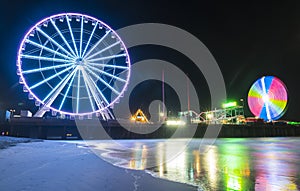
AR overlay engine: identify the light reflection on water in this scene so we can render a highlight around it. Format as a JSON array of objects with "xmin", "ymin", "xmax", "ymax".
[{"xmin": 93, "ymin": 138, "xmax": 300, "ymax": 190}]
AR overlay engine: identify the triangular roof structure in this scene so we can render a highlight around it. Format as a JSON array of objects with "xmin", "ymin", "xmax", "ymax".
[{"xmin": 131, "ymin": 109, "xmax": 149, "ymax": 123}]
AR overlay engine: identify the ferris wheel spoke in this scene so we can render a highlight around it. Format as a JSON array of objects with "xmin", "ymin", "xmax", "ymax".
[
  {"xmin": 66, "ymin": 15, "xmax": 79, "ymax": 57},
  {"xmin": 21, "ymin": 54, "xmax": 71, "ymax": 63},
  {"xmin": 29, "ymin": 65, "xmax": 75, "ymax": 89},
  {"xmin": 22, "ymin": 63, "xmax": 74, "ymax": 74},
  {"xmin": 87, "ymin": 53, "xmax": 127, "ymax": 63},
  {"xmin": 82, "ymin": 71, "xmax": 95, "ymax": 111},
  {"xmin": 86, "ymin": 62, "xmax": 129, "ymax": 70},
  {"xmin": 85, "ymin": 65, "xmax": 127, "ymax": 83},
  {"xmin": 79, "ymin": 16, "xmax": 84, "ymax": 57},
  {"xmin": 76, "ymin": 69, "xmax": 81, "ymax": 113},
  {"xmin": 25, "ymin": 39, "xmax": 74, "ymax": 60},
  {"xmin": 81, "ymin": 22, "xmax": 98, "ymax": 57},
  {"xmin": 85, "ymin": 66, "xmax": 120, "ymax": 95},
  {"xmin": 42, "ymin": 67, "xmax": 78, "ymax": 103},
  {"xmin": 82, "ymin": 75, "xmax": 96, "ymax": 112},
  {"xmin": 50, "ymin": 18, "xmax": 77, "ymax": 57},
  {"xmin": 58, "ymin": 69, "xmax": 78, "ymax": 110},
  {"xmin": 85, "ymin": 41, "xmax": 121, "ymax": 60},
  {"xmin": 92, "ymin": 81, "xmax": 110, "ymax": 107},
  {"xmin": 261, "ymin": 77, "xmax": 271, "ymax": 121},
  {"xmin": 83, "ymin": 29, "xmax": 111, "ymax": 58},
  {"xmin": 82, "ymin": 68, "xmax": 109, "ymax": 109},
  {"xmin": 35, "ymin": 27, "xmax": 76, "ymax": 59}
]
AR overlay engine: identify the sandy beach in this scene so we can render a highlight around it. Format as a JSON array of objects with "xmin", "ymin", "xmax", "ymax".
[
  {"xmin": 0, "ymin": 137, "xmax": 197, "ymax": 191},
  {"xmin": 0, "ymin": 136, "xmax": 38, "ymax": 149}
]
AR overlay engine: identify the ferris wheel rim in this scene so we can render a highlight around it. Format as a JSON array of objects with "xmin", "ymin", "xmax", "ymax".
[{"xmin": 17, "ymin": 12, "xmax": 131, "ymax": 116}]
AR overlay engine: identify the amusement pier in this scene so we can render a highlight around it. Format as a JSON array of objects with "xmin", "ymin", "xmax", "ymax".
[
  {"xmin": 1, "ymin": 100, "xmax": 299, "ymax": 139},
  {"xmin": 0, "ymin": 13, "xmax": 299, "ymax": 140}
]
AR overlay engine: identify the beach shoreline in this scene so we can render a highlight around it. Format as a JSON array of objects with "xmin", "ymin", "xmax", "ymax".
[
  {"xmin": 0, "ymin": 136, "xmax": 41, "ymax": 149},
  {"xmin": 0, "ymin": 137, "xmax": 198, "ymax": 191}
]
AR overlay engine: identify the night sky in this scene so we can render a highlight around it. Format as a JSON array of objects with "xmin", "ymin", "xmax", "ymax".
[{"xmin": 0, "ymin": 1, "xmax": 299, "ymax": 120}]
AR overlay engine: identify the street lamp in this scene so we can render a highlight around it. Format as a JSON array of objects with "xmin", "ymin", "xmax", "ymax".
[
  {"xmin": 9, "ymin": 109, "xmax": 15, "ymax": 118},
  {"xmin": 240, "ymin": 99, "xmax": 244, "ymax": 116}
]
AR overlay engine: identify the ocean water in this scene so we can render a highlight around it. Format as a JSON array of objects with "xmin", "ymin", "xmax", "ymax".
[{"xmin": 88, "ymin": 138, "xmax": 300, "ymax": 191}]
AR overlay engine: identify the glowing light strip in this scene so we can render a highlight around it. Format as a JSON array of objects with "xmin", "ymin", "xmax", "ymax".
[
  {"xmin": 87, "ymin": 53, "xmax": 126, "ymax": 63},
  {"xmin": 81, "ymin": 68, "xmax": 108, "ymax": 108},
  {"xmin": 58, "ymin": 69, "xmax": 78, "ymax": 110},
  {"xmin": 29, "ymin": 65, "xmax": 74, "ymax": 89},
  {"xmin": 81, "ymin": 22, "xmax": 98, "ymax": 57},
  {"xmin": 89, "ymin": 75, "xmax": 110, "ymax": 106},
  {"xmin": 25, "ymin": 39, "xmax": 73, "ymax": 60},
  {"xmin": 81, "ymin": 70, "xmax": 96, "ymax": 111},
  {"xmin": 66, "ymin": 15, "xmax": 79, "ymax": 57},
  {"xmin": 76, "ymin": 69, "xmax": 81, "ymax": 113},
  {"xmin": 87, "ymin": 62, "xmax": 129, "ymax": 70},
  {"xmin": 82, "ymin": 75, "xmax": 95, "ymax": 111},
  {"xmin": 85, "ymin": 65, "xmax": 127, "ymax": 82},
  {"xmin": 83, "ymin": 29, "xmax": 111, "ymax": 58},
  {"xmin": 88, "ymin": 74, "xmax": 110, "ymax": 106},
  {"xmin": 85, "ymin": 66, "xmax": 120, "ymax": 95},
  {"xmin": 21, "ymin": 54, "xmax": 69, "ymax": 63},
  {"xmin": 85, "ymin": 41, "xmax": 121, "ymax": 60},
  {"xmin": 42, "ymin": 68, "xmax": 78, "ymax": 108},
  {"xmin": 42, "ymin": 67, "xmax": 77, "ymax": 102},
  {"xmin": 79, "ymin": 16, "xmax": 84, "ymax": 57},
  {"xmin": 50, "ymin": 18, "xmax": 77, "ymax": 57},
  {"xmin": 35, "ymin": 27, "xmax": 75, "ymax": 58},
  {"xmin": 261, "ymin": 77, "xmax": 271, "ymax": 121},
  {"xmin": 22, "ymin": 63, "xmax": 73, "ymax": 74}
]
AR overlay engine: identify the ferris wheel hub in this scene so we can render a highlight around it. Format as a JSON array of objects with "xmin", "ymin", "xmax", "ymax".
[{"xmin": 75, "ymin": 57, "xmax": 84, "ymax": 65}]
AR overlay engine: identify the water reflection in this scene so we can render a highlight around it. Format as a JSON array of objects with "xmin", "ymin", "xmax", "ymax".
[
  {"xmin": 129, "ymin": 143, "xmax": 148, "ymax": 170},
  {"xmin": 254, "ymin": 143, "xmax": 298, "ymax": 191},
  {"xmin": 193, "ymin": 150, "xmax": 201, "ymax": 177},
  {"xmin": 99, "ymin": 138, "xmax": 300, "ymax": 190},
  {"xmin": 219, "ymin": 144, "xmax": 252, "ymax": 190},
  {"xmin": 204, "ymin": 147, "xmax": 218, "ymax": 189}
]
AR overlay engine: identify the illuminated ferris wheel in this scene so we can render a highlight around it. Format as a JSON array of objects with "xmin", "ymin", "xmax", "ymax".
[
  {"xmin": 17, "ymin": 13, "xmax": 131, "ymax": 119},
  {"xmin": 248, "ymin": 76, "xmax": 288, "ymax": 121}
]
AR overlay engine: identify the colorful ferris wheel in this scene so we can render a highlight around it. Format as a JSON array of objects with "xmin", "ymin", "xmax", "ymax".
[{"xmin": 247, "ymin": 76, "xmax": 288, "ymax": 121}]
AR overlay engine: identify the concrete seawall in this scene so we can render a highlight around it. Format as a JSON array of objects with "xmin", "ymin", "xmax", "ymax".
[{"xmin": 1, "ymin": 118, "xmax": 300, "ymax": 139}]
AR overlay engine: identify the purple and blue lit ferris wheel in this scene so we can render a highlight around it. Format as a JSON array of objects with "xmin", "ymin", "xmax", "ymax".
[{"xmin": 17, "ymin": 13, "xmax": 131, "ymax": 118}]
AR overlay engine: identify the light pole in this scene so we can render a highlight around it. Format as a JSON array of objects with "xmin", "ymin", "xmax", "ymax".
[
  {"xmin": 9, "ymin": 109, "xmax": 15, "ymax": 118},
  {"xmin": 240, "ymin": 99, "xmax": 244, "ymax": 116}
]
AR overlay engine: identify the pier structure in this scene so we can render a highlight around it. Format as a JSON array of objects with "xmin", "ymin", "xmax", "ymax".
[{"xmin": 178, "ymin": 105, "xmax": 244, "ymax": 125}]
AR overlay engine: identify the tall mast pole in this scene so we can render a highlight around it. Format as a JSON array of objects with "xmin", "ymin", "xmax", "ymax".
[
  {"xmin": 187, "ymin": 74, "xmax": 190, "ymax": 111},
  {"xmin": 162, "ymin": 69, "xmax": 165, "ymax": 120}
]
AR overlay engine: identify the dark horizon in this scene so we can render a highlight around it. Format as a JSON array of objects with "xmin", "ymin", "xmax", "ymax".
[{"xmin": 0, "ymin": 1, "xmax": 299, "ymax": 120}]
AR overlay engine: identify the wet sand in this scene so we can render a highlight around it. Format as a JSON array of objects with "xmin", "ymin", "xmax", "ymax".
[
  {"xmin": 0, "ymin": 137, "xmax": 197, "ymax": 191},
  {"xmin": 0, "ymin": 136, "xmax": 39, "ymax": 149}
]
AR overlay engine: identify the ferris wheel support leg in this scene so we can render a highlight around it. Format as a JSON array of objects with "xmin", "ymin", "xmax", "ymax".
[
  {"xmin": 102, "ymin": 108, "xmax": 115, "ymax": 120},
  {"xmin": 34, "ymin": 69, "xmax": 78, "ymax": 118},
  {"xmin": 34, "ymin": 106, "xmax": 50, "ymax": 117},
  {"xmin": 97, "ymin": 102, "xmax": 115, "ymax": 120}
]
